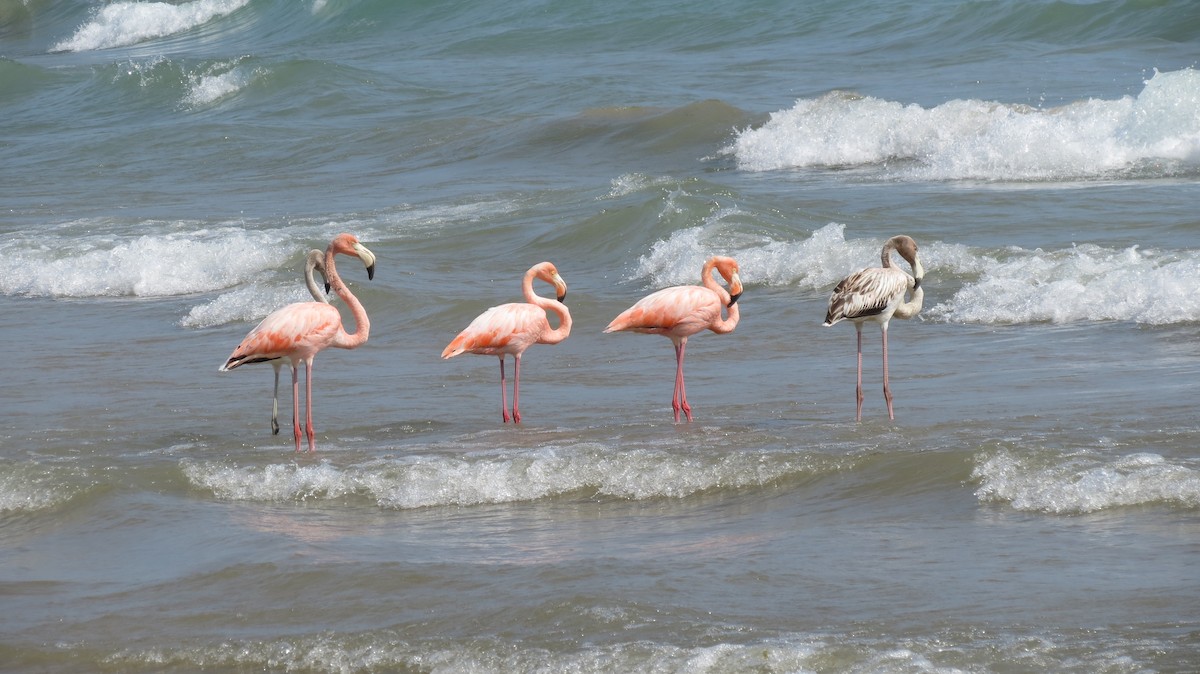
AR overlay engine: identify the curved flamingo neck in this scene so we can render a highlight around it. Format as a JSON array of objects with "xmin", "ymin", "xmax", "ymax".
[
  {"xmin": 701, "ymin": 259, "xmax": 739, "ymax": 333},
  {"xmin": 524, "ymin": 267, "xmax": 572, "ymax": 345},
  {"xmin": 881, "ymin": 244, "xmax": 896, "ymax": 269},
  {"xmin": 325, "ymin": 245, "xmax": 370, "ymax": 349},
  {"xmin": 700, "ymin": 258, "xmax": 728, "ymax": 301},
  {"xmin": 304, "ymin": 251, "xmax": 328, "ymax": 303}
]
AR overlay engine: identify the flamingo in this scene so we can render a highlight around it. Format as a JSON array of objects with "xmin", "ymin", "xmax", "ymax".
[
  {"xmin": 604, "ymin": 256, "xmax": 743, "ymax": 422},
  {"xmin": 268, "ymin": 249, "xmax": 328, "ymax": 437},
  {"xmin": 823, "ymin": 234, "xmax": 925, "ymax": 421},
  {"xmin": 220, "ymin": 233, "xmax": 376, "ymax": 452},
  {"xmin": 441, "ymin": 262, "xmax": 572, "ymax": 423}
]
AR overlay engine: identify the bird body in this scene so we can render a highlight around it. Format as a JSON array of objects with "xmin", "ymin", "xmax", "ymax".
[
  {"xmin": 824, "ymin": 235, "xmax": 924, "ymax": 421},
  {"xmin": 221, "ymin": 233, "xmax": 376, "ymax": 452},
  {"xmin": 442, "ymin": 301, "xmax": 561, "ymax": 359},
  {"xmin": 605, "ymin": 256, "xmax": 742, "ymax": 422},
  {"xmin": 442, "ymin": 262, "xmax": 572, "ymax": 423},
  {"xmin": 603, "ymin": 284, "xmax": 731, "ymax": 342}
]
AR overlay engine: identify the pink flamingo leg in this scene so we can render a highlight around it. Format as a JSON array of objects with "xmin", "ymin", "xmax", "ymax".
[
  {"xmin": 881, "ymin": 326, "xmax": 894, "ymax": 421},
  {"xmin": 671, "ymin": 340, "xmax": 693, "ymax": 423},
  {"xmin": 679, "ymin": 342, "xmax": 692, "ymax": 422},
  {"xmin": 304, "ymin": 359, "xmax": 317, "ymax": 452},
  {"xmin": 512, "ymin": 354, "xmax": 522, "ymax": 424},
  {"xmin": 291, "ymin": 364, "xmax": 303, "ymax": 452},
  {"xmin": 855, "ymin": 324, "xmax": 865, "ymax": 422},
  {"xmin": 499, "ymin": 357, "xmax": 511, "ymax": 423}
]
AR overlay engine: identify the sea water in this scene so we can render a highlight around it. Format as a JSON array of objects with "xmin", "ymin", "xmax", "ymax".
[{"xmin": 2, "ymin": 0, "xmax": 1199, "ymax": 671}]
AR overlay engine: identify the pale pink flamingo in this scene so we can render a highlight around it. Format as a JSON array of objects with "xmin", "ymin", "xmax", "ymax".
[
  {"xmin": 441, "ymin": 262, "xmax": 572, "ymax": 423},
  {"xmin": 220, "ymin": 234, "xmax": 376, "ymax": 452},
  {"xmin": 823, "ymin": 234, "xmax": 924, "ymax": 421},
  {"xmin": 268, "ymin": 249, "xmax": 328, "ymax": 436},
  {"xmin": 604, "ymin": 256, "xmax": 743, "ymax": 422}
]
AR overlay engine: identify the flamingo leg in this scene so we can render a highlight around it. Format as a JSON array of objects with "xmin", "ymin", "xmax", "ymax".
[
  {"xmin": 512, "ymin": 354, "xmax": 523, "ymax": 424},
  {"xmin": 304, "ymin": 359, "xmax": 317, "ymax": 452},
  {"xmin": 499, "ymin": 357, "xmax": 511, "ymax": 423},
  {"xmin": 271, "ymin": 362, "xmax": 282, "ymax": 435},
  {"xmin": 855, "ymin": 323, "xmax": 865, "ymax": 422},
  {"xmin": 881, "ymin": 325, "xmax": 894, "ymax": 421},
  {"xmin": 671, "ymin": 343, "xmax": 682, "ymax": 422},
  {"xmin": 672, "ymin": 339, "xmax": 692, "ymax": 423},
  {"xmin": 291, "ymin": 363, "xmax": 303, "ymax": 452},
  {"xmin": 679, "ymin": 341, "xmax": 692, "ymax": 422}
]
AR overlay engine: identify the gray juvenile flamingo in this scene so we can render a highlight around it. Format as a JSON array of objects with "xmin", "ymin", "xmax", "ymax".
[{"xmin": 823, "ymin": 235, "xmax": 924, "ymax": 421}]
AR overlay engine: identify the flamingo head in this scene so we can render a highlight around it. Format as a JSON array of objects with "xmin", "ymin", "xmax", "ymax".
[
  {"xmin": 329, "ymin": 233, "xmax": 377, "ymax": 281},
  {"xmin": 710, "ymin": 256, "xmax": 743, "ymax": 306},
  {"xmin": 533, "ymin": 261, "xmax": 568, "ymax": 303},
  {"xmin": 305, "ymin": 249, "xmax": 330, "ymax": 294},
  {"xmin": 885, "ymin": 235, "xmax": 922, "ymax": 287}
]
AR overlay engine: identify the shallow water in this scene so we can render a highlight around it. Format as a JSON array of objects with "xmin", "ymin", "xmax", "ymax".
[{"xmin": 2, "ymin": 0, "xmax": 1200, "ymax": 672}]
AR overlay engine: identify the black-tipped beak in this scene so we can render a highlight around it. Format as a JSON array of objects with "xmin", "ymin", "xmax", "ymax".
[
  {"xmin": 557, "ymin": 292, "xmax": 567, "ymax": 303},
  {"xmin": 913, "ymin": 277, "xmax": 921, "ymax": 290},
  {"xmin": 728, "ymin": 292, "xmax": 742, "ymax": 307},
  {"xmin": 366, "ymin": 263, "xmax": 376, "ymax": 281},
  {"xmin": 324, "ymin": 282, "xmax": 331, "ymax": 294}
]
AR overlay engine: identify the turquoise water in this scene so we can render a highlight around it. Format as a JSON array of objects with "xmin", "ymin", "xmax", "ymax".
[{"xmin": 2, "ymin": 1, "xmax": 1199, "ymax": 671}]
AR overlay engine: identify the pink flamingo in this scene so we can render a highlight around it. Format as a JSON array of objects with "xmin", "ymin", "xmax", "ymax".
[
  {"xmin": 823, "ymin": 234, "xmax": 924, "ymax": 421},
  {"xmin": 220, "ymin": 234, "xmax": 376, "ymax": 452},
  {"xmin": 441, "ymin": 262, "xmax": 572, "ymax": 423},
  {"xmin": 605, "ymin": 256, "xmax": 743, "ymax": 422}
]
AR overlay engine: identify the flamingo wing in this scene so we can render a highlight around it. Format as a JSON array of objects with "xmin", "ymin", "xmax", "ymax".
[
  {"xmin": 605, "ymin": 285, "xmax": 721, "ymax": 337},
  {"xmin": 442, "ymin": 303, "xmax": 548, "ymax": 358},
  {"xmin": 221, "ymin": 302, "xmax": 343, "ymax": 370},
  {"xmin": 824, "ymin": 267, "xmax": 911, "ymax": 325}
]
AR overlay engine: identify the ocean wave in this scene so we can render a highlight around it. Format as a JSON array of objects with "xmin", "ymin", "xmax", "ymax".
[
  {"xmin": 180, "ymin": 445, "xmax": 848, "ymax": 508},
  {"xmin": 182, "ymin": 59, "xmax": 262, "ymax": 107},
  {"xmin": 972, "ymin": 448, "xmax": 1200, "ymax": 514},
  {"xmin": 0, "ymin": 224, "xmax": 296, "ymax": 299},
  {"xmin": 51, "ymin": 0, "xmax": 252, "ymax": 53},
  {"xmin": 0, "ymin": 461, "xmax": 82, "ymax": 513},
  {"xmin": 729, "ymin": 68, "xmax": 1200, "ymax": 182},
  {"xmin": 99, "ymin": 623, "xmax": 1175, "ymax": 674}
]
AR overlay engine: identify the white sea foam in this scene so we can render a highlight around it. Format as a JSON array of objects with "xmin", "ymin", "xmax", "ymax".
[
  {"xmin": 0, "ymin": 226, "xmax": 293, "ymax": 299},
  {"xmin": 730, "ymin": 68, "xmax": 1200, "ymax": 181},
  {"xmin": 183, "ymin": 63, "xmax": 259, "ymax": 107},
  {"xmin": 52, "ymin": 0, "xmax": 251, "ymax": 52},
  {"xmin": 180, "ymin": 445, "xmax": 845, "ymax": 508},
  {"xmin": 0, "ymin": 462, "xmax": 77, "ymax": 513},
  {"xmin": 635, "ymin": 222, "xmax": 1200, "ymax": 325},
  {"xmin": 928, "ymin": 242, "xmax": 1200, "ymax": 324},
  {"xmin": 103, "ymin": 626, "xmax": 1168, "ymax": 673},
  {"xmin": 180, "ymin": 283, "xmax": 323, "ymax": 328},
  {"xmin": 973, "ymin": 449, "xmax": 1200, "ymax": 514}
]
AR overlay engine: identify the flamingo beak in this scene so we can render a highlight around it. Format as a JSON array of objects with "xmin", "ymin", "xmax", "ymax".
[
  {"xmin": 727, "ymin": 271, "xmax": 744, "ymax": 307},
  {"xmin": 354, "ymin": 243, "xmax": 377, "ymax": 281},
  {"xmin": 911, "ymin": 258, "xmax": 925, "ymax": 289},
  {"xmin": 552, "ymin": 273, "xmax": 567, "ymax": 303}
]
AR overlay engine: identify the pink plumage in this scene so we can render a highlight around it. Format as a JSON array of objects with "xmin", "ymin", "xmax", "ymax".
[
  {"xmin": 220, "ymin": 233, "xmax": 376, "ymax": 452},
  {"xmin": 605, "ymin": 256, "xmax": 743, "ymax": 422},
  {"xmin": 442, "ymin": 262, "xmax": 572, "ymax": 423}
]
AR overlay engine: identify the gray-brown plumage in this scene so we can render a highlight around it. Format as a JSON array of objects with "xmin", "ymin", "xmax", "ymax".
[{"xmin": 824, "ymin": 235, "xmax": 924, "ymax": 421}]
